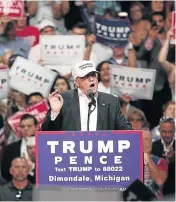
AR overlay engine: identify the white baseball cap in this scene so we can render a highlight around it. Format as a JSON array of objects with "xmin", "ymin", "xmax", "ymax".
[
  {"xmin": 38, "ymin": 19, "xmax": 55, "ymax": 31},
  {"xmin": 72, "ymin": 60, "xmax": 99, "ymax": 80}
]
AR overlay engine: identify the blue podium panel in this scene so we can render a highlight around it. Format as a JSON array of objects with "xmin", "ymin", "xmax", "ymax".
[{"xmin": 36, "ymin": 130, "xmax": 143, "ymax": 188}]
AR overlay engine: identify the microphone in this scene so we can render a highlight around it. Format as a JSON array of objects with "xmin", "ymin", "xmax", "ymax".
[{"xmin": 87, "ymin": 89, "xmax": 96, "ymax": 107}]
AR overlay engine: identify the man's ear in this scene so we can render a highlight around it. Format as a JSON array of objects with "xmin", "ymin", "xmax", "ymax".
[
  {"xmin": 10, "ymin": 167, "xmax": 12, "ymax": 175},
  {"xmin": 74, "ymin": 79, "xmax": 79, "ymax": 88}
]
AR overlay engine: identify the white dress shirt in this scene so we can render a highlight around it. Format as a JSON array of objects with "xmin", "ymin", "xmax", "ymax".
[
  {"xmin": 78, "ymin": 89, "xmax": 97, "ymax": 131},
  {"xmin": 50, "ymin": 89, "xmax": 98, "ymax": 131}
]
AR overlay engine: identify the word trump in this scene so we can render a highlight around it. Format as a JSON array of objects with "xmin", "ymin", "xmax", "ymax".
[
  {"xmin": 47, "ymin": 140, "xmax": 130, "ymax": 165},
  {"xmin": 96, "ymin": 23, "xmax": 130, "ymax": 38},
  {"xmin": 112, "ymin": 74, "xmax": 152, "ymax": 89},
  {"xmin": 47, "ymin": 140, "xmax": 130, "ymax": 154}
]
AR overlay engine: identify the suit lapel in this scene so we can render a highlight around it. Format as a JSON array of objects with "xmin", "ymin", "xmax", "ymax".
[
  {"xmin": 97, "ymin": 93, "xmax": 107, "ymax": 130},
  {"xmin": 69, "ymin": 89, "xmax": 81, "ymax": 131}
]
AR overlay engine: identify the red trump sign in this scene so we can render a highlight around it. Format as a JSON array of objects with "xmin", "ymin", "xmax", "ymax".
[{"xmin": 0, "ymin": 0, "xmax": 24, "ymax": 19}]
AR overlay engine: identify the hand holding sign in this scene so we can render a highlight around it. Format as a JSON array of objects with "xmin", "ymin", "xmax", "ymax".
[{"xmin": 48, "ymin": 90, "xmax": 64, "ymax": 113}]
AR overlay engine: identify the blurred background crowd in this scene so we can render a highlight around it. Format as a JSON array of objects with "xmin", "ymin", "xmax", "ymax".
[{"xmin": 0, "ymin": 0, "xmax": 175, "ymax": 201}]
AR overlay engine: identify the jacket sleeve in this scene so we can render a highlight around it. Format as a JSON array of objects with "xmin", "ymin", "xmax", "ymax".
[
  {"xmin": 115, "ymin": 99, "xmax": 132, "ymax": 130},
  {"xmin": 1, "ymin": 146, "xmax": 12, "ymax": 182},
  {"xmin": 41, "ymin": 109, "xmax": 63, "ymax": 131}
]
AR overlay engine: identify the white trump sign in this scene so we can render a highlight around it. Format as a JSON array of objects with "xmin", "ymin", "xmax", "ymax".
[
  {"xmin": 110, "ymin": 65, "xmax": 156, "ymax": 100},
  {"xmin": 40, "ymin": 35, "xmax": 85, "ymax": 65},
  {"xmin": 0, "ymin": 67, "xmax": 9, "ymax": 99},
  {"xmin": 9, "ymin": 57, "xmax": 57, "ymax": 97}
]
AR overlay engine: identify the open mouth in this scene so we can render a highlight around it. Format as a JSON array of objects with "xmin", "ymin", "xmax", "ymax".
[{"xmin": 90, "ymin": 83, "xmax": 95, "ymax": 88}]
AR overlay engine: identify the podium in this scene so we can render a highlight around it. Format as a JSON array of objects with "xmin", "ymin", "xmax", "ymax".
[{"xmin": 35, "ymin": 130, "xmax": 143, "ymax": 201}]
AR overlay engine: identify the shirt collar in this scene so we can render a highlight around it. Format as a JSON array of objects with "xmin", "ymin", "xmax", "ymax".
[
  {"xmin": 161, "ymin": 137, "xmax": 175, "ymax": 152},
  {"xmin": 78, "ymin": 88, "xmax": 98, "ymax": 98},
  {"xmin": 8, "ymin": 181, "xmax": 33, "ymax": 190}
]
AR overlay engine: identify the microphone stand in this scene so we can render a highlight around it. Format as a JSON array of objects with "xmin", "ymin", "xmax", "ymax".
[{"xmin": 87, "ymin": 101, "xmax": 96, "ymax": 131}]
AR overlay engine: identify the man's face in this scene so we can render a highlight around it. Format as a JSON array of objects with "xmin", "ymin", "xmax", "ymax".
[
  {"xmin": 76, "ymin": 72, "xmax": 98, "ymax": 95},
  {"xmin": 159, "ymin": 122, "xmax": 175, "ymax": 145},
  {"xmin": 28, "ymin": 95, "xmax": 43, "ymax": 106},
  {"xmin": 72, "ymin": 28, "xmax": 87, "ymax": 35},
  {"xmin": 10, "ymin": 158, "xmax": 29, "ymax": 182},
  {"xmin": 130, "ymin": 5, "xmax": 142, "ymax": 21},
  {"xmin": 20, "ymin": 118, "xmax": 37, "ymax": 137},
  {"xmin": 112, "ymin": 47, "xmax": 125, "ymax": 57},
  {"xmin": 27, "ymin": 145, "xmax": 36, "ymax": 162},
  {"xmin": 152, "ymin": 15, "xmax": 165, "ymax": 33},
  {"xmin": 17, "ymin": 16, "xmax": 27, "ymax": 29},
  {"xmin": 40, "ymin": 26, "xmax": 55, "ymax": 35},
  {"xmin": 151, "ymin": 0, "xmax": 164, "ymax": 12}
]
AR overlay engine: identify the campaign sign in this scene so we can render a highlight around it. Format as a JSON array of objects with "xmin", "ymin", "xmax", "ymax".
[
  {"xmin": 110, "ymin": 65, "xmax": 156, "ymax": 100},
  {"xmin": 8, "ymin": 100, "xmax": 49, "ymax": 138},
  {"xmin": 94, "ymin": 16, "xmax": 131, "ymax": 47},
  {"xmin": 36, "ymin": 131, "xmax": 143, "ymax": 188},
  {"xmin": 0, "ymin": 66, "xmax": 9, "ymax": 99},
  {"xmin": 9, "ymin": 57, "xmax": 57, "ymax": 97},
  {"xmin": 0, "ymin": 0, "xmax": 24, "ymax": 19},
  {"xmin": 40, "ymin": 35, "xmax": 85, "ymax": 65}
]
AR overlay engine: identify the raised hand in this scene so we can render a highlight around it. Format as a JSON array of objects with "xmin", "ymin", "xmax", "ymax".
[{"xmin": 48, "ymin": 90, "xmax": 64, "ymax": 113}]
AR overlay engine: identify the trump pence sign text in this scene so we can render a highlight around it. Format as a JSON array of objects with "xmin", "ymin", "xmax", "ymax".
[
  {"xmin": 36, "ymin": 131, "xmax": 143, "ymax": 189},
  {"xmin": 40, "ymin": 35, "xmax": 85, "ymax": 65},
  {"xmin": 94, "ymin": 16, "xmax": 131, "ymax": 47}
]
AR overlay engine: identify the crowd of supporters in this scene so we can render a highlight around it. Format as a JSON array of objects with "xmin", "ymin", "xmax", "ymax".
[{"xmin": 0, "ymin": 0, "xmax": 175, "ymax": 201}]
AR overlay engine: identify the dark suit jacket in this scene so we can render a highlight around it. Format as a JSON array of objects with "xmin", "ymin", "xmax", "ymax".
[
  {"xmin": 1, "ymin": 140, "xmax": 35, "ymax": 184},
  {"xmin": 152, "ymin": 139, "xmax": 175, "ymax": 196},
  {"xmin": 42, "ymin": 90, "xmax": 131, "ymax": 131}
]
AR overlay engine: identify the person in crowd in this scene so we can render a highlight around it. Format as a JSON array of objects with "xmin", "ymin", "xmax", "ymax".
[
  {"xmin": 16, "ymin": 13, "xmax": 40, "ymax": 47},
  {"xmin": 1, "ymin": 114, "xmax": 38, "ymax": 183},
  {"xmin": 109, "ymin": 37, "xmax": 141, "ymax": 68},
  {"xmin": 42, "ymin": 60, "xmax": 131, "ymax": 131},
  {"xmin": 0, "ymin": 157, "xmax": 33, "ymax": 201},
  {"xmin": 64, "ymin": 22, "xmax": 113, "ymax": 80},
  {"xmin": 26, "ymin": 92, "xmax": 44, "ymax": 106},
  {"xmin": 97, "ymin": 61, "xmax": 110, "ymax": 94},
  {"xmin": 0, "ymin": 21, "xmax": 30, "ymax": 58},
  {"xmin": 26, "ymin": 0, "xmax": 69, "ymax": 34},
  {"xmin": 73, "ymin": 22, "xmax": 113, "ymax": 66},
  {"xmin": 152, "ymin": 101, "xmax": 175, "ymax": 141},
  {"xmin": 152, "ymin": 117, "xmax": 175, "ymax": 197},
  {"xmin": 136, "ymin": 11, "xmax": 172, "ymax": 128},
  {"xmin": 143, "ymin": 128, "xmax": 168, "ymax": 199},
  {"xmin": 158, "ymin": 29, "xmax": 175, "ymax": 101},
  {"xmin": 50, "ymin": 75, "xmax": 71, "ymax": 94},
  {"xmin": 151, "ymin": 0, "xmax": 165, "ymax": 13},
  {"xmin": 127, "ymin": 110, "xmax": 148, "ymax": 130},
  {"xmin": 129, "ymin": 2, "xmax": 151, "ymax": 45},
  {"xmin": 0, "ymin": 15, "xmax": 11, "ymax": 41},
  {"xmin": 28, "ymin": 19, "xmax": 56, "ymax": 64},
  {"xmin": 92, "ymin": 1, "xmax": 121, "ymax": 17},
  {"xmin": 96, "ymin": 61, "xmax": 146, "ymax": 119}
]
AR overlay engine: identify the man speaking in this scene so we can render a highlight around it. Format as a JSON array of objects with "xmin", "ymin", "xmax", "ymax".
[{"xmin": 42, "ymin": 60, "xmax": 131, "ymax": 131}]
